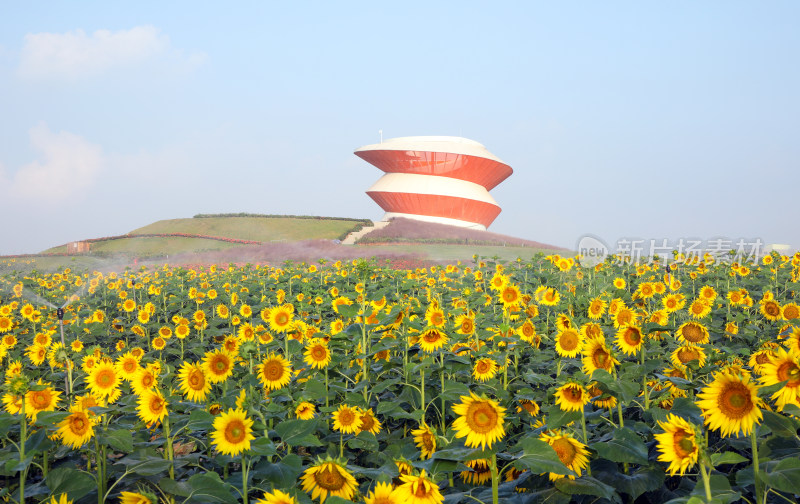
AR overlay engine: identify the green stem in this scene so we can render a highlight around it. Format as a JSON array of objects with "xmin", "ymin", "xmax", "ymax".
[
  {"xmin": 699, "ymin": 461, "xmax": 712, "ymax": 503},
  {"xmin": 242, "ymin": 456, "xmax": 249, "ymax": 504},
  {"xmin": 20, "ymin": 398, "xmax": 26, "ymax": 504},
  {"xmin": 420, "ymin": 367, "xmax": 425, "ymax": 413},
  {"xmin": 490, "ymin": 453, "xmax": 499, "ymax": 504},
  {"xmin": 580, "ymin": 406, "xmax": 588, "ymax": 445},
  {"xmin": 752, "ymin": 429, "xmax": 765, "ymax": 504},
  {"xmin": 164, "ymin": 415, "xmax": 174, "ymax": 480},
  {"xmin": 324, "ymin": 367, "xmax": 329, "ymax": 409}
]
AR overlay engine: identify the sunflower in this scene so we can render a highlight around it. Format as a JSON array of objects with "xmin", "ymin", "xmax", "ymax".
[
  {"xmin": 425, "ymin": 305, "xmax": 446, "ymax": 328},
  {"xmin": 304, "ymin": 339, "xmax": 332, "ymax": 369},
  {"xmin": 613, "ymin": 307, "xmax": 636, "ymax": 328},
  {"xmin": 696, "ymin": 371, "xmax": 762, "ymax": 437},
  {"xmin": 615, "ymin": 325, "xmax": 643, "ymax": 355},
  {"xmin": 676, "ymin": 321, "xmax": 710, "ymax": 345},
  {"xmin": 390, "ymin": 470, "xmax": 443, "ymax": 504},
  {"xmin": 267, "ymin": 304, "xmax": 295, "ymax": 333},
  {"xmin": 26, "ymin": 343, "xmax": 47, "ymax": 366},
  {"xmin": 539, "ymin": 288, "xmax": 560, "ymax": 306},
  {"xmin": 451, "ymin": 392, "xmax": 506, "ymax": 450},
  {"xmin": 47, "ymin": 494, "xmax": 72, "ymax": 504},
  {"xmin": 118, "ymin": 492, "xmax": 154, "ymax": 504},
  {"xmin": 613, "ymin": 278, "xmax": 626, "ymax": 289},
  {"xmin": 122, "ymin": 299, "xmax": 136, "ymax": 312},
  {"xmin": 587, "ymin": 298, "xmax": 606, "ymax": 319},
  {"xmin": 499, "ymin": 284, "xmax": 522, "ymax": 307},
  {"xmin": 254, "ymin": 490, "xmax": 298, "ymax": 504},
  {"xmin": 662, "ymin": 293, "xmax": 686, "ymax": 312},
  {"xmin": 782, "ymin": 303, "xmax": 800, "ymax": 321},
  {"xmin": 364, "ymin": 482, "xmax": 396, "ymax": 504},
  {"xmin": 654, "ymin": 414, "xmax": 700, "ymax": 476},
  {"xmin": 137, "ymin": 389, "xmax": 168, "ymax": 426},
  {"xmin": 175, "ymin": 324, "xmax": 190, "ymax": 339},
  {"xmin": 411, "ymin": 422, "xmax": 436, "ymax": 459},
  {"xmin": 356, "ymin": 408, "xmax": 382, "ymax": 435},
  {"xmin": 131, "ymin": 366, "xmax": 159, "ymax": 396},
  {"xmin": 760, "ymin": 299, "xmax": 783, "ymax": 321},
  {"xmin": 332, "ymin": 404, "xmax": 363, "ymax": 434},
  {"xmin": 211, "ymin": 408, "xmax": 255, "ymax": 456},
  {"xmin": 3, "ymin": 393, "xmax": 23, "ymax": 414},
  {"xmin": 688, "ymin": 299, "xmax": 712, "ymax": 319},
  {"xmin": 454, "ymin": 314, "xmax": 475, "ymax": 335},
  {"xmin": 759, "ymin": 347, "xmax": 800, "ymax": 411},
  {"xmin": 670, "ymin": 345, "xmax": 707, "ymax": 369},
  {"xmin": 582, "ymin": 337, "xmax": 618, "ymax": 375},
  {"xmin": 295, "ymin": 401, "xmax": 316, "ymax": 420},
  {"xmin": 554, "ymin": 382, "xmax": 589, "ymax": 412},
  {"xmin": 472, "ymin": 358, "xmax": 499, "ymax": 382},
  {"xmin": 25, "ymin": 383, "xmax": 61, "ymax": 420},
  {"xmin": 540, "ymin": 430, "xmax": 590, "ymax": 481},
  {"xmin": 87, "ymin": 360, "xmax": 122, "ymax": 403},
  {"xmin": 257, "ymin": 353, "xmax": 292, "ymax": 390},
  {"xmin": 588, "ymin": 383, "xmax": 617, "ymax": 409},
  {"xmin": 460, "ymin": 458, "xmax": 492, "ymax": 485},
  {"xmin": 555, "ymin": 328, "xmax": 583, "ymax": 358},
  {"xmin": 418, "ymin": 328, "xmax": 448, "ymax": 353},
  {"xmin": 203, "ymin": 349, "xmax": 235, "ymax": 384},
  {"xmin": 300, "ymin": 459, "xmax": 359, "ymax": 502}
]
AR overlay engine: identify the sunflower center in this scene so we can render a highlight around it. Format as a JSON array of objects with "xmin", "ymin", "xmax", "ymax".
[
  {"xmin": 624, "ymin": 328, "xmax": 641, "ymax": 346},
  {"xmin": 141, "ymin": 374, "xmax": 155, "ymax": 387},
  {"xmin": 315, "ymin": 466, "xmax": 346, "ymax": 490},
  {"xmin": 263, "ymin": 361, "xmax": 285, "ymax": 380},
  {"xmin": 565, "ymin": 386, "xmax": 583, "ymax": 402},
  {"xmin": 32, "ymin": 391, "xmax": 50, "ymax": 408},
  {"xmin": 224, "ymin": 420, "xmax": 246, "ymax": 443},
  {"xmin": 755, "ymin": 353, "xmax": 771, "ymax": 365},
  {"xmin": 96, "ymin": 370, "xmax": 115, "ymax": 388},
  {"xmin": 476, "ymin": 361, "xmax": 492, "ymax": 374},
  {"xmin": 360, "ymin": 414, "xmax": 375, "ymax": 431},
  {"xmin": 150, "ymin": 396, "xmax": 164, "ymax": 413},
  {"xmin": 681, "ymin": 324, "xmax": 704, "ymax": 343},
  {"xmin": 423, "ymin": 331, "xmax": 443, "ymax": 343},
  {"xmin": 551, "ymin": 438, "xmax": 577, "ymax": 465},
  {"xmin": 765, "ymin": 302, "xmax": 780, "ymax": 317},
  {"xmin": 719, "ymin": 384, "xmax": 753, "ymax": 418},
  {"xmin": 592, "ymin": 347, "xmax": 610, "ymax": 368},
  {"xmin": 213, "ymin": 357, "xmax": 229, "ymax": 373},
  {"xmin": 123, "ymin": 360, "xmax": 137, "ymax": 373},
  {"xmin": 784, "ymin": 306, "xmax": 799, "ymax": 319},
  {"xmin": 275, "ymin": 312, "xmax": 289, "ymax": 326},
  {"xmin": 466, "ymin": 402, "xmax": 499, "ymax": 433},
  {"xmin": 70, "ymin": 414, "xmax": 89, "ymax": 434},
  {"xmin": 338, "ymin": 410, "xmax": 356, "ymax": 426},
  {"xmin": 678, "ymin": 349, "xmax": 700, "ymax": 364},
  {"xmin": 311, "ymin": 346, "xmax": 327, "ymax": 360},
  {"xmin": 559, "ymin": 331, "xmax": 579, "ymax": 351},
  {"xmin": 673, "ymin": 430, "xmax": 695, "ymax": 458},
  {"xmin": 777, "ymin": 362, "xmax": 800, "ymax": 386},
  {"xmin": 188, "ymin": 370, "xmax": 205, "ymax": 390},
  {"xmin": 617, "ymin": 310, "xmax": 632, "ymax": 325}
]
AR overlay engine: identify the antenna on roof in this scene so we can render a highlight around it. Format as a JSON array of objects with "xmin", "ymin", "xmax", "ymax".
[{"xmin": 379, "ymin": 129, "xmax": 383, "ymax": 143}]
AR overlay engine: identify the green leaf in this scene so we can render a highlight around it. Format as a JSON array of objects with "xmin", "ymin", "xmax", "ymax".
[
  {"xmin": 666, "ymin": 397, "xmax": 704, "ymax": 426},
  {"xmin": 183, "ymin": 410, "xmax": 214, "ymax": 431},
  {"xmin": 46, "ymin": 466, "xmax": 96, "ymax": 501},
  {"xmin": 762, "ymin": 410, "xmax": 799, "ymax": 438},
  {"xmin": 691, "ymin": 474, "xmax": 740, "ymax": 504},
  {"xmin": 710, "ymin": 451, "xmax": 748, "ymax": 467},
  {"xmin": 158, "ymin": 477, "xmax": 192, "ymax": 497},
  {"xmin": 591, "ymin": 427, "xmax": 649, "ymax": 465},
  {"xmin": 325, "ymin": 497, "xmax": 357, "ymax": 504},
  {"xmin": 544, "ymin": 404, "xmax": 582, "ymax": 430},
  {"xmin": 101, "ymin": 429, "xmax": 133, "ymax": 453},
  {"xmin": 517, "ymin": 438, "xmax": 574, "ymax": 477},
  {"xmin": 248, "ymin": 437, "xmax": 277, "ymax": 457},
  {"xmin": 33, "ymin": 410, "xmax": 69, "ymax": 427},
  {"xmin": 116, "ymin": 456, "xmax": 173, "ymax": 476},
  {"xmin": 555, "ymin": 476, "xmax": 620, "ymax": 502},
  {"xmin": 275, "ymin": 418, "xmax": 319, "ymax": 446},
  {"xmin": 760, "ymin": 457, "xmax": 800, "ymax": 494},
  {"xmin": 255, "ymin": 453, "xmax": 303, "ymax": 488},
  {"xmin": 187, "ymin": 471, "xmax": 239, "ymax": 503}
]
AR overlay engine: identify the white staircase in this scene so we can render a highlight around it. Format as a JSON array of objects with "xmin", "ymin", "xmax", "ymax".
[{"xmin": 341, "ymin": 221, "xmax": 389, "ymax": 245}]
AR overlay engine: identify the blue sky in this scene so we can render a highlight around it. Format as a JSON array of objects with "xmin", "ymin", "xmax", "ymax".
[{"xmin": 1, "ymin": 2, "xmax": 798, "ymax": 256}]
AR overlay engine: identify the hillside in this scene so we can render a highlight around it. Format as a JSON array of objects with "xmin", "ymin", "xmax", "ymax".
[{"xmin": 356, "ymin": 217, "xmax": 565, "ymax": 249}]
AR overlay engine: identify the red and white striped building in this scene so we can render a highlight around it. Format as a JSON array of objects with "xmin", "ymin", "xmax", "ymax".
[{"xmin": 354, "ymin": 136, "xmax": 513, "ymax": 230}]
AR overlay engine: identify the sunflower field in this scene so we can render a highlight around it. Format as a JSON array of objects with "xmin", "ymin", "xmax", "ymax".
[{"xmin": 2, "ymin": 251, "xmax": 800, "ymax": 504}]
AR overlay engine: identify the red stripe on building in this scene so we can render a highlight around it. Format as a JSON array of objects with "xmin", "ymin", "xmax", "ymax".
[
  {"xmin": 356, "ymin": 150, "xmax": 512, "ymax": 191},
  {"xmin": 367, "ymin": 191, "xmax": 502, "ymax": 228}
]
